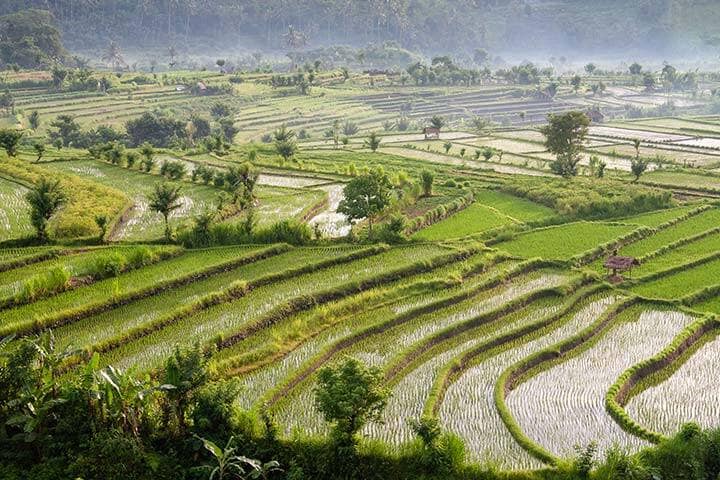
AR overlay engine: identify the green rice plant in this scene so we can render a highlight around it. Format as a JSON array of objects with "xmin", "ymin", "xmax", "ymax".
[
  {"xmin": 230, "ymin": 257, "xmax": 516, "ymax": 410},
  {"xmin": 620, "ymin": 208, "xmax": 720, "ymax": 258},
  {"xmin": 0, "ymin": 245, "xmax": 180, "ymax": 305},
  {"xmin": 0, "ymin": 245, "xmax": 278, "ymax": 337},
  {"xmin": 494, "ymin": 298, "xmax": 637, "ymax": 466},
  {"xmin": 623, "ymin": 324, "xmax": 720, "ymax": 438},
  {"xmin": 209, "ymin": 252, "xmax": 501, "ymax": 376},
  {"xmin": 632, "ymin": 232, "xmax": 720, "ymax": 277},
  {"xmin": 262, "ymin": 257, "xmax": 554, "ymax": 413},
  {"xmin": 504, "ymin": 304, "xmax": 693, "ymax": 462},
  {"xmin": 412, "ymin": 202, "xmax": 516, "ymax": 241},
  {"xmin": 0, "ymin": 156, "xmax": 128, "ymax": 238},
  {"xmin": 435, "ymin": 296, "xmax": 612, "ymax": 469},
  {"xmin": 54, "ymin": 246, "xmax": 372, "ymax": 351},
  {"xmin": 90, "ymin": 251, "xmax": 128, "ymax": 279},
  {"xmin": 0, "ymin": 176, "xmax": 34, "ymax": 241},
  {"xmin": 640, "ymin": 171, "xmax": 720, "ymax": 193},
  {"xmin": 617, "ymin": 204, "xmax": 704, "ymax": 228},
  {"xmin": 495, "ymin": 222, "xmax": 637, "ymax": 260},
  {"xmin": 270, "ymin": 268, "xmax": 567, "ymax": 439},
  {"xmin": 501, "ymin": 176, "xmax": 672, "ymax": 219},
  {"xmin": 0, "ymin": 246, "xmax": 61, "ymax": 267},
  {"xmin": 39, "ymin": 158, "xmax": 220, "ymax": 241},
  {"xmin": 15, "ymin": 266, "xmax": 71, "ymax": 304},
  {"xmin": 632, "ymin": 255, "xmax": 720, "ymax": 300},
  {"xmin": 369, "ymin": 294, "xmax": 566, "ymax": 452},
  {"xmin": 607, "ymin": 315, "xmax": 713, "ymax": 443},
  {"xmin": 473, "ymin": 189, "xmax": 555, "ymax": 223},
  {"xmin": 100, "ymin": 244, "xmax": 455, "ymax": 371}
]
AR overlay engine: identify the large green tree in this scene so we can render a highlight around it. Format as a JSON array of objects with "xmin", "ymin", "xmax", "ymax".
[
  {"xmin": 48, "ymin": 114, "xmax": 82, "ymax": 147},
  {"xmin": 314, "ymin": 357, "xmax": 389, "ymax": 448},
  {"xmin": 0, "ymin": 9, "xmax": 65, "ymax": 68},
  {"xmin": 337, "ymin": 170, "xmax": 392, "ymax": 234},
  {"xmin": 540, "ymin": 111, "xmax": 590, "ymax": 177},
  {"xmin": 125, "ymin": 112, "xmax": 186, "ymax": 147},
  {"xmin": 0, "ymin": 128, "xmax": 23, "ymax": 156}
]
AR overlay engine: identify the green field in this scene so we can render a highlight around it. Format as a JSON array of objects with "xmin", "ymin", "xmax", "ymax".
[
  {"xmin": 4, "ymin": 56, "xmax": 720, "ymax": 480},
  {"xmin": 0, "ymin": 176, "xmax": 32, "ymax": 241},
  {"xmin": 413, "ymin": 202, "xmax": 516, "ymax": 240},
  {"xmin": 495, "ymin": 222, "xmax": 636, "ymax": 260}
]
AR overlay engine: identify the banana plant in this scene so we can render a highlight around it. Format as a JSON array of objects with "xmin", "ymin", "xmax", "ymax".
[
  {"xmin": 197, "ymin": 435, "xmax": 281, "ymax": 480},
  {"xmin": 87, "ymin": 356, "xmax": 174, "ymax": 437}
]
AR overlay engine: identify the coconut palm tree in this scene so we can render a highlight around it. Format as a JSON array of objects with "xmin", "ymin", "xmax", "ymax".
[
  {"xmin": 102, "ymin": 41, "xmax": 127, "ymax": 71},
  {"xmin": 283, "ymin": 25, "xmax": 308, "ymax": 50},
  {"xmin": 149, "ymin": 183, "xmax": 182, "ymax": 241},
  {"xmin": 25, "ymin": 178, "xmax": 66, "ymax": 242}
]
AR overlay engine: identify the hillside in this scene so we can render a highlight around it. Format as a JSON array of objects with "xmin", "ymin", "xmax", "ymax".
[{"xmin": 2, "ymin": 1, "xmax": 720, "ymax": 60}]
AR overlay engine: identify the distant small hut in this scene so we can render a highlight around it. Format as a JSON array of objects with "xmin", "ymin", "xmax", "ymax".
[
  {"xmin": 196, "ymin": 81, "xmax": 208, "ymax": 94},
  {"xmin": 423, "ymin": 126, "xmax": 440, "ymax": 139},
  {"xmin": 604, "ymin": 252, "xmax": 639, "ymax": 283},
  {"xmin": 587, "ymin": 107, "xmax": 604, "ymax": 123}
]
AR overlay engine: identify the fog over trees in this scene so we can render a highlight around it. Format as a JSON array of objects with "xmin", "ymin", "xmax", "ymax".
[{"xmin": 2, "ymin": 0, "xmax": 720, "ymax": 62}]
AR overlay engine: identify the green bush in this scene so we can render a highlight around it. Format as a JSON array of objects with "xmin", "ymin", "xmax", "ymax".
[
  {"xmin": 178, "ymin": 218, "xmax": 312, "ymax": 247},
  {"xmin": 501, "ymin": 176, "xmax": 672, "ymax": 219},
  {"xmin": 372, "ymin": 215, "xmax": 407, "ymax": 244},
  {"xmin": 91, "ymin": 251, "xmax": 127, "ymax": 278},
  {"xmin": 67, "ymin": 431, "xmax": 154, "ymax": 480},
  {"xmin": 125, "ymin": 246, "xmax": 158, "ymax": 268},
  {"xmin": 15, "ymin": 266, "xmax": 70, "ymax": 303},
  {"xmin": 255, "ymin": 219, "xmax": 312, "ymax": 245}
]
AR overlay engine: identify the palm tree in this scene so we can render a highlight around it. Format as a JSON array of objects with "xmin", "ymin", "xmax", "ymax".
[
  {"xmin": 283, "ymin": 25, "xmax": 308, "ymax": 50},
  {"xmin": 149, "ymin": 183, "xmax": 182, "ymax": 241},
  {"xmin": 33, "ymin": 142, "xmax": 45, "ymax": 163},
  {"xmin": 364, "ymin": 132, "xmax": 381, "ymax": 152},
  {"xmin": 25, "ymin": 178, "xmax": 67, "ymax": 242},
  {"xmin": 102, "ymin": 41, "xmax": 127, "ymax": 71},
  {"xmin": 168, "ymin": 45, "xmax": 178, "ymax": 68}
]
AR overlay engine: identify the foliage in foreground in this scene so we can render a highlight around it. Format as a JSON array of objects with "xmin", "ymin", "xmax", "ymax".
[{"xmin": 1, "ymin": 334, "xmax": 720, "ymax": 480}]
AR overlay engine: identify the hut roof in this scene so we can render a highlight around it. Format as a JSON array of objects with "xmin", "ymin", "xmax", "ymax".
[{"xmin": 604, "ymin": 255, "xmax": 638, "ymax": 270}]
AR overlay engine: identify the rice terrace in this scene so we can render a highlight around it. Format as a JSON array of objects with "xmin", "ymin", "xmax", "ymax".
[{"xmin": 2, "ymin": 2, "xmax": 720, "ymax": 479}]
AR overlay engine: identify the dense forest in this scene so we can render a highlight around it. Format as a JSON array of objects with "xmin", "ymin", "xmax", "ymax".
[{"xmin": 1, "ymin": 0, "xmax": 720, "ymax": 58}]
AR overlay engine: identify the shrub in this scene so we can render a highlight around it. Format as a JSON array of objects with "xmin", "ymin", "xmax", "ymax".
[
  {"xmin": 255, "ymin": 219, "xmax": 312, "ymax": 245},
  {"xmin": 91, "ymin": 251, "xmax": 127, "ymax": 279},
  {"xmin": 67, "ymin": 431, "xmax": 153, "ymax": 480},
  {"xmin": 15, "ymin": 266, "xmax": 70, "ymax": 303},
  {"xmin": 372, "ymin": 215, "xmax": 407, "ymax": 244},
  {"xmin": 159, "ymin": 160, "xmax": 187, "ymax": 180},
  {"xmin": 125, "ymin": 246, "xmax": 158, "ymax": 269}
]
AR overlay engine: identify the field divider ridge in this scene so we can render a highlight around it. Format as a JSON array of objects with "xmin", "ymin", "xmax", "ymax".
[
  {"xmin": 212, "ymin": 247, "xmax": 480, "ymax": 351},
  {"xmin": 423, "ymin": 283, "xmax": 608, "ymax": 417},
  {"xmin": 261, "ymin": 257, "xmax": 561, "ymax": 408},
  {"xmin": 0, "ymin": 244, "xmax": 292, "ymax": 338},
  {"xmin": 493, "ymin": 296, "xmax": 637, "ymax": 466},
  {"xmin": 605, "ymin": 313, "xmax": 720, "ymax": 444}
]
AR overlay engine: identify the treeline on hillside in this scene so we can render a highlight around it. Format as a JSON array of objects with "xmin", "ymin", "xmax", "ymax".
[
  {"xmin": 1, "ymin": 334, "xmax": 720, "ymax": 480},
  {"xmin": 0, "ymin": 9, "xmax": 65, "ymax": 68},
  {"xmin": 0, "ymin": 1, "xmax": 709, "ymax": 55}
]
